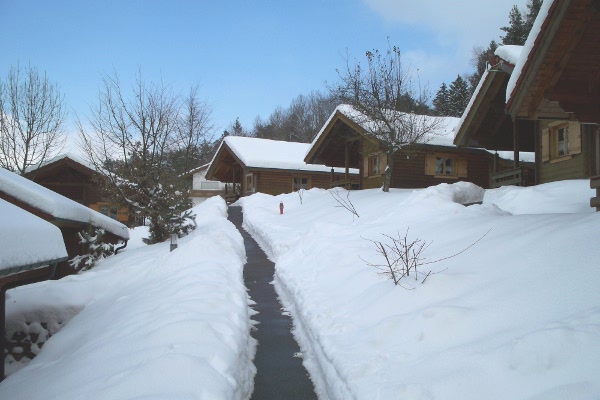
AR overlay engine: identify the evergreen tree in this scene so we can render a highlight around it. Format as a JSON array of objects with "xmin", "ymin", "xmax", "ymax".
[
  {"xmin": 524, "ymin": 0, "xmax": 543, "ymax": 34},
  {"xmin": 468, "ymin": 40, "xmax": 499, "ymax": 92},
  {"xmin": 501, "ymin": 5, "xmax": 528, "ymax": 45},
  {"xmin": 432, "ymin": 83, "xmax": 451, "ymax": 116},
  {"xmin": 448, "ymin": 75, "xmax": 471, "ymax": 117}
]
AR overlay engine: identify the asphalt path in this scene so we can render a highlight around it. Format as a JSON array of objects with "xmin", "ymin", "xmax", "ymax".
[{"xmin": 228, "ymin": 206, "xmax": 317, "ymax": 400}]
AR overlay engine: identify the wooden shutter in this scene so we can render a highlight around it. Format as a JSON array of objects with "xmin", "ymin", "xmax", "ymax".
[
  {"xmin": 570, "ymin": 123, "xmax": 582, "ymax": 155},
  {"xmin": 363, "ymin": 156, "xmax": 369, "ymax": 177},
  {"xmin": 457, "ymin": 158, "xmax": 468, "ymax": 177},
  {"xmin": 541, "ymin": 128, "xmax": 550, "ymax": 161},
  {"xmin": 425, "ymin": 154, "xmax": 436, "ymax": 175}
]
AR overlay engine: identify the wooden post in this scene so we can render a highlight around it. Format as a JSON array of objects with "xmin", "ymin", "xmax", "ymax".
[
  {"xmin": 513, "ymin": 119, "xmax": 520, "ymax": 168},
  {"xmin": 344, "ymin": 144, "xmax": 350, "ymax": 183}
]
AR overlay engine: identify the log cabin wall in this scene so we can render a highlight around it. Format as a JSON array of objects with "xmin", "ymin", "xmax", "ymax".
[
  {"xmin": 390, "ymin": 148, "xmax": 493, "ymax": 189},
  {"xmin": 536, "ymin": 121, "xmax": 594, "ymax": 183},
  {"xmin": 249, "ymin": 169, "xmax": 351, "ymax": 196}
]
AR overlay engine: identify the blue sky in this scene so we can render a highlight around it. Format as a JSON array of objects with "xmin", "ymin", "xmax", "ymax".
[{"xmin": 1, "ymin": 0, "xmax": 525, "ymax": 142}]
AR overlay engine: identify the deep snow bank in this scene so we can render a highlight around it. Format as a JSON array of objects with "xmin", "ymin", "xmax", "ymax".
[
  {"xmin": 240, "ymin": 181, "xmax": 600, "ymax": 400},
  {"xmin": 0, "ymin": 196, "xmax": 256, "ymax": 400}
]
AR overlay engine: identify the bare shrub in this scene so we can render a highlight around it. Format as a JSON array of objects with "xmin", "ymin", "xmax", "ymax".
[{"xmin": 362, "ymin": 227, "xmax": 490, "ymax": 288}]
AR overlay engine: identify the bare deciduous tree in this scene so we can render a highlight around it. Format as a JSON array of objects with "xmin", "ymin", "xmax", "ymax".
[
  {"xmin": 329, "ymin": 44, "xmax": 444, "ymax": 191},
  {"xmin": 78, "ymin": 71, "xmax": 209, "ymax": 243},
  {"xmin": 0, "ymin": 64, "xmax": 66, "ymax": 174}
]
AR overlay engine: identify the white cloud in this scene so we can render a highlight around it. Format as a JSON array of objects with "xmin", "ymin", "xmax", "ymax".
[
  {"xmin": 362, "ymin": 0, "xmax": 528, "ymax": 88},
  {"xmin": 363, "ymin": 0, "xmax": 527, "ymax": 46}
]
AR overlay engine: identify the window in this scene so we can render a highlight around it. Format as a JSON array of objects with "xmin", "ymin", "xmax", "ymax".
[
  {"xmin": 363, "ymin": 152, "xmax": 386, "ymax": 177},
  {"xmin": 245, "ymin": 173, "xmax": 255, "ymax": 193},
  {"xmin": 426, "ymin": 153, "xmax": 467, "ymax": 178},
  {"xmin": 293, "ymin": 177, "xmax": 309, "ymax": 191},
  {"xmin": 542, "ymin": 122, "xmax": 581, "ymax": 162},
  {"xmin": 371, "ymin": 155, "xmax": 380, "ymax": 175},
  {"xmin": 435, "ymin": 157, "xmax": 454, "ymax": 175}
]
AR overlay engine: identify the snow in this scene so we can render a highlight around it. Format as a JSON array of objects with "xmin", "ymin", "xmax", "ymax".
[
  {"xmin": 0, "ymin": 167, "xmax": 129, "ymax": 240},
  {"xmin": 506, "ymin": 0, "xmax": 554, "ymax": 103},
  {"xmin": 0, "ymin": 199, "xmax": 68, "ymax": 274},
  {"xmin": 312, "ymin": 104, "xmax": 461, "ymax": 150},
  {"xmin": 0, "ymin": 196, "xmax": 256, "ymax": 399},
  {"xmin": 24, "ymin": 152, "xmax": 97, "ymax": 174},
  {"xmin": 216, "ymin": 136, "xmax": 358, "ymax": 174},
  {"xmin": 238, "ymin": 180, "xmax": 599, "ymax": 399},
  {"xmin": 495, "ymin": 45, "xmax": 523, "ymax": 66},
  {"xmin": 2, "ymin": 178, "xmax": 598, "ymax": 399}
]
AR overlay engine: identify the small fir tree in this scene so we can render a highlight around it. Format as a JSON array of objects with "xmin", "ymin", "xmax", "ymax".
[
  {"xmin": 448, "ymin": 75, "xmax": 471, "ymax": 117},
  {"xmin": 69, "ymin": 227, "xmax": 118, "ymax": 272},
  {"xmin": 433, "ymin": 83, "xmax": 451, "ymax": 116}
]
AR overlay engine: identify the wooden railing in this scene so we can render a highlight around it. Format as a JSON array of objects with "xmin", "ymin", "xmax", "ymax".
[
  {"xmin": 491, "ymin": 167, "xmax": 523, "ymax": 188},
  {"xmin": 590, "ymin": 175, "xmax": 600, "ymax": 211},
  {"xmin": 329, "ymin": 179, "xmax": 359, "ymax": 190}
]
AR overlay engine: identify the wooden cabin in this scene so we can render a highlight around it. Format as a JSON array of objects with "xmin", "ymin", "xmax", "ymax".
[
  {"xmin": 181, "ymin": 163, "xmax": 227, "ymax": 205},
  {"xmin": 506, "ymin": 0, "xmax": 600, "ymax": 198},
  {"xmin": 0, "ymin": 168, "xmax": 129, "ymax": 278},
  {"xmin": 205, "ymin": 136, "xmax": 357, "ymax": 200},
  {"xmin": 305, "ymin": 105, "xmax": 497, "ymax": 190},
  {"xmin": 24, "ymin": 154, "xmax": 131, "ymax": 224},
  {"xmin": 453, "ymin": 46, "xmax": 536, "ymax": 187},
  {"xmin": 456, "ymin": 0, "xmax": 600, "ymax": 205}
]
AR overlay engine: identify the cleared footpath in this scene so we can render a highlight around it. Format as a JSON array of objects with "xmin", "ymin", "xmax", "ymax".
[{"xmin": 228, "ymin": 206, "xmax": 317, "ymax": 400}]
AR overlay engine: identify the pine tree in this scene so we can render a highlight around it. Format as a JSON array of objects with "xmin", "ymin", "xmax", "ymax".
[
  {"xmin": 468, "ymin": 40, "xmax": 498, "ymax": 92},
  {"xmin": 501, "ymin": 5, "xmax": 528, "ymax": 45},
  {"xmin": 524, "ymin": 0, "xmax": 543, "ymax": 34},
  {"xmin": 433, "ymin": 83, "xmax": 451, "ymax": 116},
  {"xmin": 448, "ymin": 75, "xmax": 471, "ymax": 117}
]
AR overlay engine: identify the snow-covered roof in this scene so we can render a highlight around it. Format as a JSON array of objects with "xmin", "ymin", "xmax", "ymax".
[
  {"xmin": 24, "ymin": 152, "xmax": 97, "ymax": 174},
  {"xmin": 0, "ymin": 168, "xmax": 129, "ymax": 239},
  {"xmin": 311, "ymin": 105, "xmax": 461, "ymax": 151},
  {"xmin": 0, "ymin": 199, "xmax": 68, "ymax": 274},
  {"xmin": 454, "ymin": 45, "xmax": 522, "ymax": 148},
  {"xmin": 494, "ymin": 45, "xmax": 523, "ymax": 66},
  {"xmin": 506, "ymin": 0, "xmax": 554, "ymax": 103},
  {"xmin": 216, "ymin": 136, "xmax": 358, "ymax": 174}
]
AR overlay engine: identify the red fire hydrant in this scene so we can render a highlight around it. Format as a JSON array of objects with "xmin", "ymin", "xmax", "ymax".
[{"xmin": 279, "ymin": 201, "xmax": 284, "ymax": 215}]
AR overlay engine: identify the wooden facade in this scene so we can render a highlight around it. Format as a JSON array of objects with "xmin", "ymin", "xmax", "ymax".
[
  {"xmin": 205, "ymin": 137, "xmax": 355, "ymax": 199},
  {"xmin": 506, "ymin": 0, "xmax": 600, "ymax": 189},
  {"xmin": 306, "ymin": 108, "xmax": 496, "ymax": 190},
  {"xmin": 455, "ymin": 0, "xmax": 600, "ymax": 193},
  {"xmin": 24, "ymin": 155, "xmax": 131, "ymax": 224}
]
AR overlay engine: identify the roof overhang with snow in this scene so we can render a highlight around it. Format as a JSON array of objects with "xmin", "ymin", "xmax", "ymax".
[
  {"xmin": 206, "ymin": 136, "xmax": 356, "ymax": 182},
  {"xmin": 0, "ymin": 168, "xmax": 129, "ymax": 240},
  {"xmin": 454, "ymin": 46, "xmax": 534, "ymax": 152},
  {"xmin": 506, "ymin": 0, "xmax": 600, "ymax": 123},
  {"xmin": 304, "ymin": 109, "xmax": 371, "ymax": 169},
  {"xmin": 307, "ymin": 105, "xmax": 466, "ymax": 167}
]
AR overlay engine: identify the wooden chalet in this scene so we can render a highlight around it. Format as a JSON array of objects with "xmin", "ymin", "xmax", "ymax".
[
  {"xmin": 24, "ymin": 154, "xmax": 131, "ymax": 224},
  {"xmin": 0, "ymin": 168, "xmax": 129, "ymax": 278},
  {"xmin": 182, "ymin": 163, "xmax": 227, "ymax": 204},
  {"xmin": 456, "ymin": 0, "xmax": 600, "ymax": 206},
  {"xmin": 305, "ymin": 105, "xmax": 497, "ymax": 190},
  {"xmin": 0, "ymin": 199, "xmax": 68, "ymax": 381},
  {"xmin": 453, "ymin": 46, "xmax": 536, "ymax": 187},
  {"xmin": 205, "ymin": 136, "xmax": 357, "ymax": 201}
]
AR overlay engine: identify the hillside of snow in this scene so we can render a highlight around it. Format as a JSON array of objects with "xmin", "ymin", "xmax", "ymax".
[
  {"xmin": 239, "ymin": 180, "xmax": 600, "ymax": 400},
  {"xmin": 0, "ymin": 197, "xmax": 256, "ymax": 399}
]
